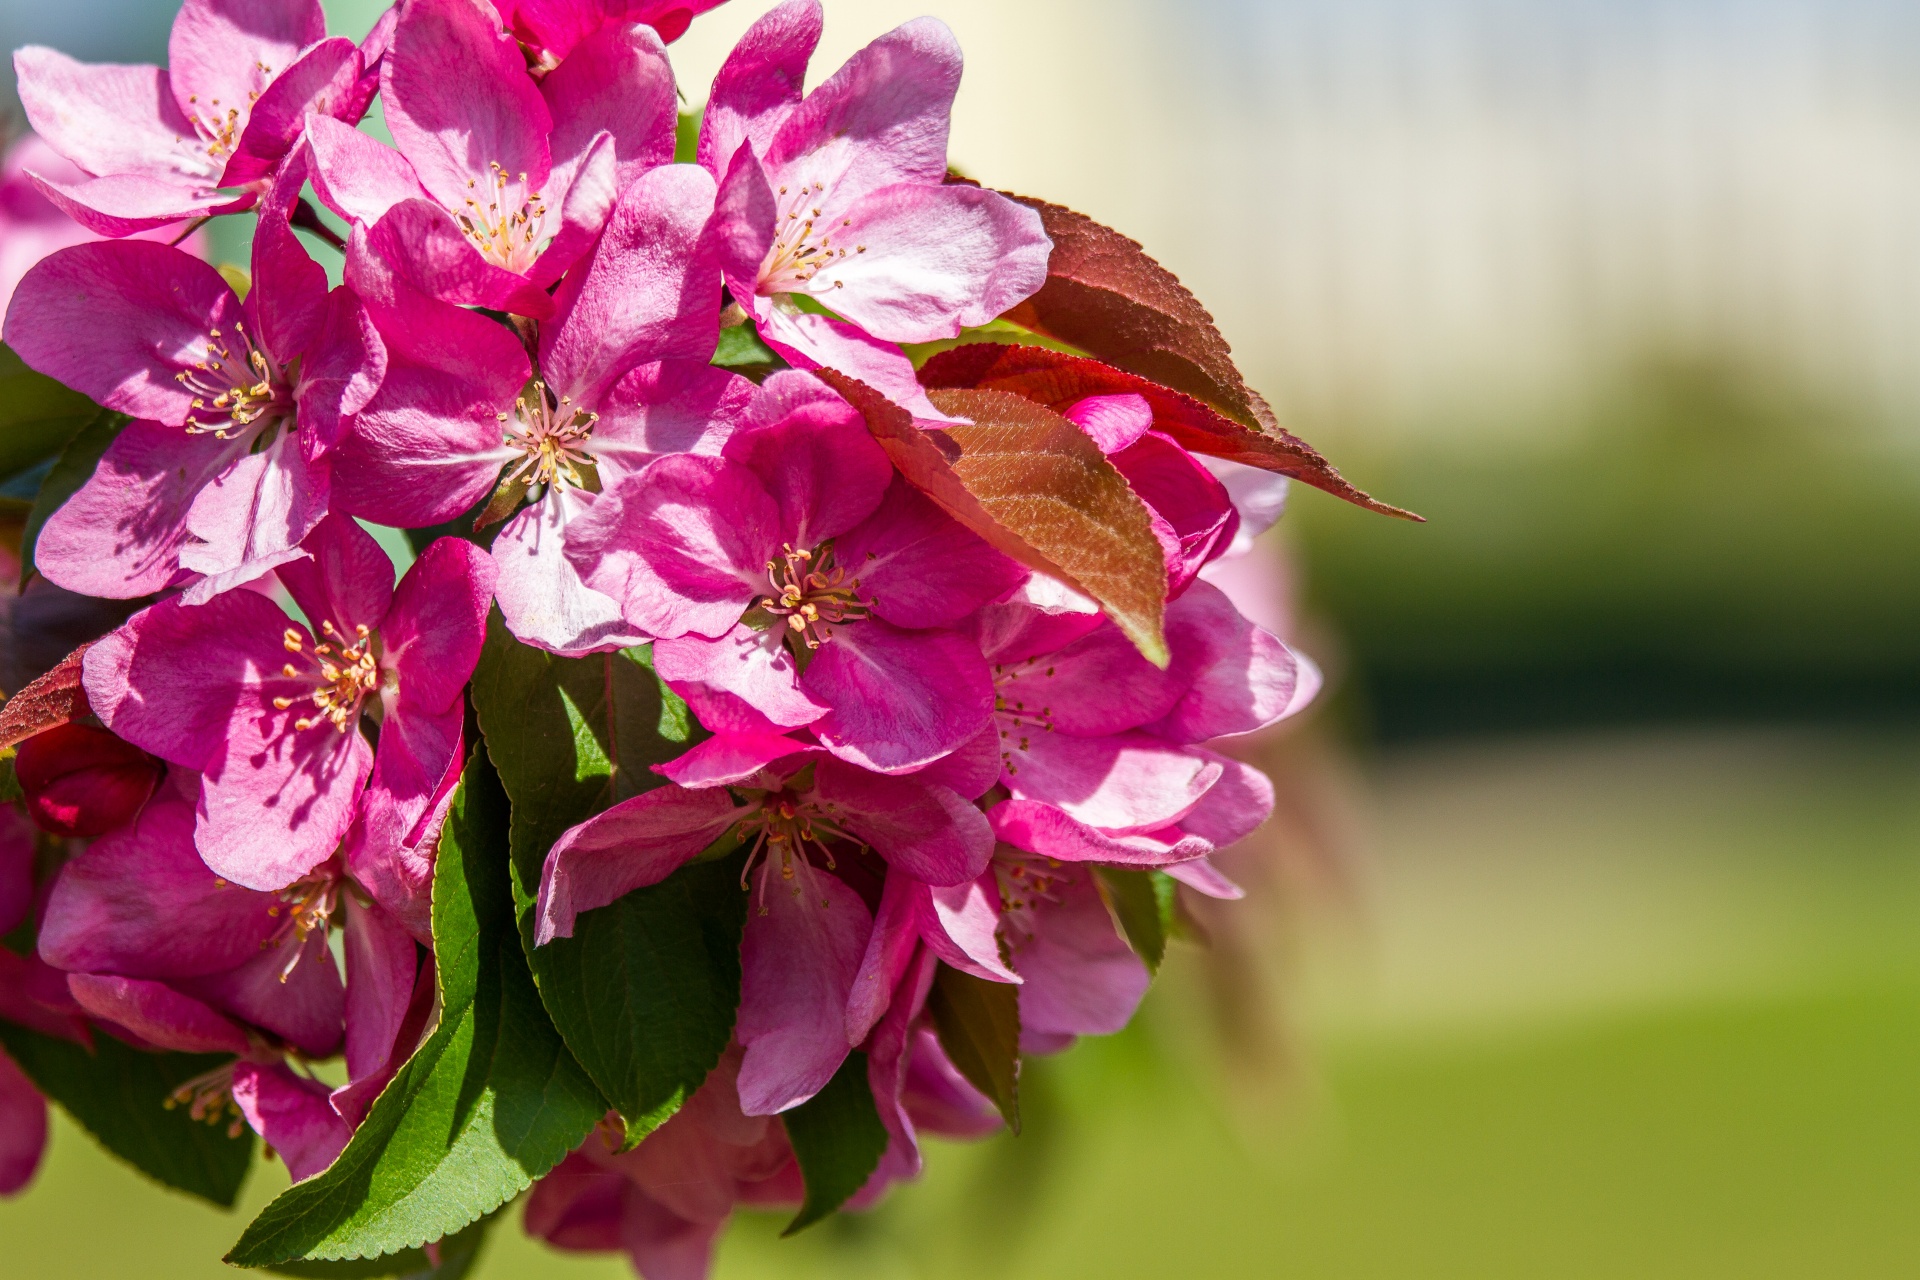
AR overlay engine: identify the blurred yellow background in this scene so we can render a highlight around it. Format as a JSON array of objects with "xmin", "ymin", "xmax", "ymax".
[{"xmin": 7, "ymin": 0, "xmax": 1920, "ymax": 1275}]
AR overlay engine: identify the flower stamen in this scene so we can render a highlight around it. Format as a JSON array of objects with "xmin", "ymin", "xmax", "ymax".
[{"xmin": 759, "ymin": 545, "xmax": 869, "ymax": 650}]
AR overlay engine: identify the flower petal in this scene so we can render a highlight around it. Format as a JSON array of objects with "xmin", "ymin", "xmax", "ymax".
[
  {"xmin": 834, "ymin": 476, "xmax": 1025, "ymax": 630},
  {"xmin": 167, "ymin": 0, "xmax": 327, "ymax": 131},
  {"xmin": 535, "ymin": 785, "xmax": 740, "ymax": 944},
  {"xmin": 231, "ymin": 1060, "xmax": 352, "ymax": 1182},
  {"xmin": 304, "ymin": 113, "xmax": 431, "ymax": 227},
  {"xmin": 653, "ymin": 626, "xmax": 827, "ymax": 731},
  {"xmin": 275, "ymin": 512, "xmax": 396, "ymax": 646},
  {"xmin": 722, "ymin": 371, "xmax": 893, "ymax": 550},
  {"xmin": 815, "ymin": 757, "xmax": 993, "ymax": 887},
  {"xmin": 0, "ymin": 1050, "xmax": 48, "ymax": 1196},
  {"xmin": 698, "ymin": 0, "xmax": 821, "ymax": 174},
  {"xmin": 1011, "ymin": 866, "xmax": 1148, "ymax": 1039},
  {"xmin": 541, "ymin": 21, "xmax": 677, "ymax": 203},
  {"xmin": 177, "ymin": 431, "xmax": 330, "ymax": 605},
  {"xmin": 494, "ymin": 495, "xmax": 654, "ymax": 657},
  {"xmin": 13, "ymin": 47, "xmax": 205, "ymax": 182},
  {"xmin": 66, "ymin": 973, "xmax": 250, "ymax": 1055},
  {"xmin": 1001, "ymin": 730, "xmax": 1223, "ymax": 834},
  {"xmin": 385, "ymin": 535, "xmax": 499, "ymax": 713},
  {"xmin": 805, "ymin": 621, "xmax": 995, "ymax": 774}
]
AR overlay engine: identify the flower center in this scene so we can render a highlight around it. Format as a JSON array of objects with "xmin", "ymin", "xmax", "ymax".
[
  {"xmin": 498, "ymin": 380, "xmax": 598, "ymax": 492},
  {"xmin": 735, "ymin": 791, "xmax": 853, "ymax": 914},
  {"xmin": 174, "ymin": 319, "xmax": 291, "ymax": 439},
  {"xmin": 757, "ymin": 181, "xmax": 866, "ymax": 296},
  {"xmin": 165, "ymin": 1063, "xmax": 246, "ymax": 1138},
  {"xmin": 991, "ymin": 660, "xmax": 1058, "ymax": 776},
  {"xmin": 458, "ymin": 161, "xmax": 549, "ymax": 274},
  {"xmin": 994, "ymin": 849, "xmax": 1066, "ymax": 941},
  {"xmin": 275, "ymin": 621, "xmax": 381, "ymax": 733},
  {"xmin": 265, "ymin": 872, "xmax": 342, "ymax": 982},
  {"xmin": 759, "ymin": 545, "xmax": 870, "ymax": 649}
]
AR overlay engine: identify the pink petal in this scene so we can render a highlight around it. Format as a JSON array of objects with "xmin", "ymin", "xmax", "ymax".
[
  {"xmin": 988, "ymin": 800, "xmax": 1210, "ymax": 867},
  {"xmin": 249, "ymin": 152, "xmax": 333, "ymax": 362},
  {"xmin": 67, "ymin": 973, "xmax": 250, "ymax": 1055},
  {"xmin": 221, "ymin": 37, "xmax": 362, "ymax": 189},
  {"xmin": 39, "ymin": 776, "xmax": 279, "ymax": 979},
  {"xmin": 845, "ymin": 868, "xmax": 921, "ymax": 1045},
  {"xmin": 834, "ymin": 477, "xmax": 1025, "ymax": 630},
  {"xmin": 361, "ymin": 199, "xmax": 556, "ymax": 317},
  {"xmin": 652, "ymin": 626, "xmax": 827, "ymax": 731},
  {"xmin": 1150, "ymin": 581, "xmax": 1320, "ymax": 742},
  {"xmin": 572, "ymin": 455, "xmax": 775, "ymax": 640},
  {"xmin": 993, "ymin": 615, "xmax": 1188, "ymax": 738},
  {"xmin": 0, "ymin": 1050, "xmax": 48, "ymax": 1196},
  {"xmin": 494, "ymin": 496, "xmax": 652, "ymax": 657},
  {"xmin": 385, "ymin": 535, "xmax": 499, "ymax": 714},
  {"xmin": 25, "ymin": 171, "xmax": 250, "ymax": 238},
  {"xmin": 814, "ymin": 757, "xmax": 993, "ymax": 887},
  {"xmin": 901, "ymin": 1024, "xmax": 1001, "ymax": 1139},
  {"xmin": 13, "ymin": 48, "xmax": 209, "ymax": 184},
  {"xmin": 177, "ymin": 430, "xmax": 330, "ymax": 605},
  {"xmin": 765, "ymin": 16, "xmax": 959, "ymax": 191},
  {"xmin": 1063, "ymin": 394, "xmax": 1153, "ymax": 455},
  {"xmin": 806, "ymin": 622, "xmax": 995, "ymax": 774},
  {"xmin": 304, "ymin": 113, "xmax": 431, "ymax": 227},
  {"xmin": 383, "ymin": 0, "xmax": 554, "ymax": 212},
  {"xmin": 231, "ymin": 1060, "xmax": 352, "ymax": 1182},
  {"xmin": 702, "ymin": 145, "xmax": 777, "ymax": 291},
  {"xmin": 722, "ymin": 373, "xmax": 893, "ymax": 550},
  {"xmin": 540, "ymin": 22, "xmax": 677, "ymax": 203},
  {"xmin": 332, "ymin": 896, "xmax": 422, "ymax": 1126},
  {"xmin": 167, "ymin": 0, "xmax": 327, "ymax": 132},
  {"xmin": 275, "ymin": 512, "xmax": 396, "ymax": 646},
  {"xmin": 853, "ymin": 948, "xmax": 936, "ymax": 1200},
  {"xmin": 1163, "ymin": 857, "xmax": 1244, "ymax": 901},
  {"xmin": 362, "ymin": 702, "xmax": 464, "ymax": 867},
  {"xmin": 1173, "ymin": 753, "xmax": 1275, "ymax": 851},
  {"xmin": 0, "ymin": 809, "xmax": 33, "ymax": 939},
  {"xmin": 698, "ymin": 0, "xmax": 820, "ymax": 174},
  {"xmin": 534, "ymin": 785, "xmax": 740, "ymax": 944},
  {"xmin": 906, "ymin": 722, "xmax": 1000, "ymax": 800},
  {"xmin": 1111, "ymin": 432, "xmax": 1237, "ymax": 596},
  {"xmin": 541, "ymin": 163, "xmax": 722, "ymax": 405},
  {"xmin": 590, "ymin": 360, "xmax": 755, "ymax": 469},
  {"xmin": 802, "ymin": 182, "xmax": 1051, "ymax": 344},
  {"xmin": 755, "ymin": 306, "xmax": 950, "ymax": 421},
  {"xmin": 179, "ymin": 927, "xmax": 344, "ymax": 1058},
  {"xmin": 524, "ymin": 132, "xmax": 617, "ymax": 291},
  {"xmin": 654, "ymin": 733, "xmax": 813, "ymax": 790},
  {"xmin": 1012, "ymin": 867, "xmax": 1149, "ymax": 1039},
  {"xmin": 296, "ymin": 288, "xmax": 388, "ymax": 457},
  {"xmin": 1001, "ymin": 730, "xmax": 1224, "ymax": 834},
  {"xmin": 924, "ymin": 877, "xmax": 1016, "ymax": 982},
  {"xmin": 736, "ymin": 858, "xmax": 871, "ymax": 1115},
  {"xmin": 33, "ymin": 420, "xmax": 246, "ymax": 599},
  {"xmin": 4, "ymin": 239, "xmax": 238, "ymax": 424},
  {"xmin": 197, "ymin": 718, "xmax": 371, "ymax": 892}
]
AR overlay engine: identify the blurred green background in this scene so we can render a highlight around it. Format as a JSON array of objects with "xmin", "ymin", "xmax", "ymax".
[{"xmin": 9, "ymin": 0, "xmax": 1920, "ymax": 1275}]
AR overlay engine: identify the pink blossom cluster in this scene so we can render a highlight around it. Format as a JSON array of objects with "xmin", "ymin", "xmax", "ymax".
[{"xmin": 0, "ymin": 0, "xmax": 1360, "ymax": 1273}]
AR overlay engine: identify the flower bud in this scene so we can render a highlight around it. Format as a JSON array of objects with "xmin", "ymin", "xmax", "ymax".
[{"xmin": 13, "ymin": 724, "xmax": 162, "ymax": 838}]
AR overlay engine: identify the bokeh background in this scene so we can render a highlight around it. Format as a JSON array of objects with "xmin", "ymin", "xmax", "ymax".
[{"xmin": 8, "ymin": 0, "xmax": 1920, "ymax": 1275}]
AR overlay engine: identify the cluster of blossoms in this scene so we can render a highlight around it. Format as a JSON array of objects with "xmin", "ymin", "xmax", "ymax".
[{"xmin": 0, "ymin": 0, "xmax": 1405, "ymax": 1274}]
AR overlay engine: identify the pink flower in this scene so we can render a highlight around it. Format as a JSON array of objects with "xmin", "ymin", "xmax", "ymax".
[
  {"xmin": 12, "ymin": 0, "xmax": 384, "ymax": 235},
  {"xmin": 37, "ymin": 769, "xmax": 432, "ymax": 1180},
  {"xmin": 2, "ymin": 160, "xmax": 382, "ymax": 603},
  {"xmin": 336, "ymin": 161, "xmax": 748, "ymax": 654},
  {"xmin": 535, "ymin": 742, "xmax": 993, "ymax": 1114},
  {"xmin": 81, "ymin": 515, "xmax": 495, "ymax": 894},
  {"xmin": 305, "ymin": 0, "xmax": 681, "ymax": 318},
  {"xmin": 13, "ymin": 723, "xmax": 163, "ymax": 839},
  {"xmin": 697, "ymin": 0, "xmax": 1050, "ymax": 415},
  {"xmin": 576, "ymin": 371, "xmax": 1023, "ymax": 771},
  {"xmin": 492, "ymin": 0, "xmax": 732, "ymax": 73}
]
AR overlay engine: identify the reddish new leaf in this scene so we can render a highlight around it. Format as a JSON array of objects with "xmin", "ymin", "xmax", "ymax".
[
  {"xmin": 814, "ymin": 371, "xmax": 1170, "ymax": 667},
  {"xmin": 996, "ymin": 193, "xmax": 1278, "ymax": 431},
  {"xmin": 0, "ymin": 644, "xmax": 92, "ymax": 751},
  {"xmin": 920, "ymin": 343, "xmax": 1421, "ymax": 521}
]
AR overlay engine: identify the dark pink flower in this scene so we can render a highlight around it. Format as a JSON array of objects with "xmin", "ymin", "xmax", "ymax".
[
  {"xmin": 13, "ymin": 723, "xmax": 163, "ymax": 839},
  {"xmin": 0, "ymin": 1047, "xmax": 47, "ymax": 1198},
  {"xmin": 3, "ymin": 159, "xmax": 381, "ymax": 602},
  {"xmin": 575, "ymin": 371, "xmax": 1022, "ymax": 771},
  {"xmin": 37, "ymin": 769, "xmax": 431, "ymax": 1180},
  {"xmin": 535, "ymin": 744, "xmax": 992, "ymax": 1114},
  {"xmin": 697, "ymin": 0, "xmax": 1050, "ymax": 415},
  {"xmin": 82, "ymin": 515, "xmax": 494, "ymax": 893},
  {"xmin": 13, "ymin": 0, "xmax": 383, "ymax": 235},
  {"xmin": 336, "ymin": 164, "xmax": 748, "ymax": 654},
  {"xmin": 306, "ymin": 0, "xmax": 680, "ymax": 317},
  {"xmin": 493, "ymin": 0, "xmax": 732, "ymax": 73}
]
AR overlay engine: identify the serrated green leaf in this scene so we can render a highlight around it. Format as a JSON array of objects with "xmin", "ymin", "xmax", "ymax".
[
  {"xmin": 226, "ymin": 753, "xmax": 605, "ymax": 1268},
  {"xmin": 470, "ymin": 616, "xmax": 743, "ymax": 1144},
  {"xmin": 262, "ymin": 1207, "xmax": 500, "ymax": 1279},
  {"xmin": 20, "ymin": 408, "xmax": 127, "ymax": 588},
  {"xmin": 1094, "ymin": 867, "xmax": 1178, "ymax": 973},
  {"xmin": 780, "ymin": 1051, "xmax": 887, "ymax": 1236},
  {"xmin": 0, "ymin": 1022, "xmax": 255, "ymax": 1207},
  {"xmin": 0, "ymin": 343, "xmax": 101, "ymax": 483},
  {"xmin": 926, "ymin": 963, "xmax": 1022, "ymax": 1132}
]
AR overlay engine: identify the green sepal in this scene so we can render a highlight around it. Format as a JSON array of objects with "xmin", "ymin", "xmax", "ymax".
[
  {"xmin": 781, "ymin": 1051, "xmax": 888, "ymax": 1236},
  {"xmin": 0, "ymin": 1022, "xmax": 255, "ymax": 1208}
]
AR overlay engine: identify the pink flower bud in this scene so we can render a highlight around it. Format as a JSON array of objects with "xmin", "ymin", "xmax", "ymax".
[{"xmin": 14, "ymin": 723, "xmax": 162, "ymax": 838}]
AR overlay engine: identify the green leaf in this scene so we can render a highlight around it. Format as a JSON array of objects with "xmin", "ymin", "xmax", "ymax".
[
  {"xmin": 0, "ymin": 1022, "xmax": 255, "ymax": 1207},
  {"xmin": 262, "ymin": 1208, "xmax": 500, "ymax": 1279},
  {"xmin": 780, "ymin": 1051, "xmax": 888, "ymax": 1236},
  {"xmin": 926, "ymin": 964, "xmax": 1022, "ymax": 1132},
  {"xmin": 711, "ymin": 321, "xmax": 784, "ymax": 380},
  {"xmin": 20, "ymin": 408, "xmax": 128, "ymax": 588},
  {"xmin": 470, "ymin": 618, "xmax": 741, "ymax": 1143},
  {"xmin": 675, "ymin": 109, "xmax": 702, "ymax": 165},
  {"xmin": 1094, "ymin": 867, "xmax": 1178, "ymax": 973},
  {"xmin": 226, "ymin": 752, "xmax": 606, "ymax": 1268},
  {"xmin": 0, "ymin": 343, "xmax": 102, "ymax": 483}
]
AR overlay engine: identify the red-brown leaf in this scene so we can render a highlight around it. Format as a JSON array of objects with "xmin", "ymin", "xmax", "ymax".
[
  {"xmin": 919, "ymin": 343, "xmax": 1421, "ymax": 521},
  {"xmin": 814, "ymin": 371, "xmax": 1170, "ymax": 666},
  {"xmin": 0, "ymin": 643, "xmax": 92, "ymax": 751}
]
